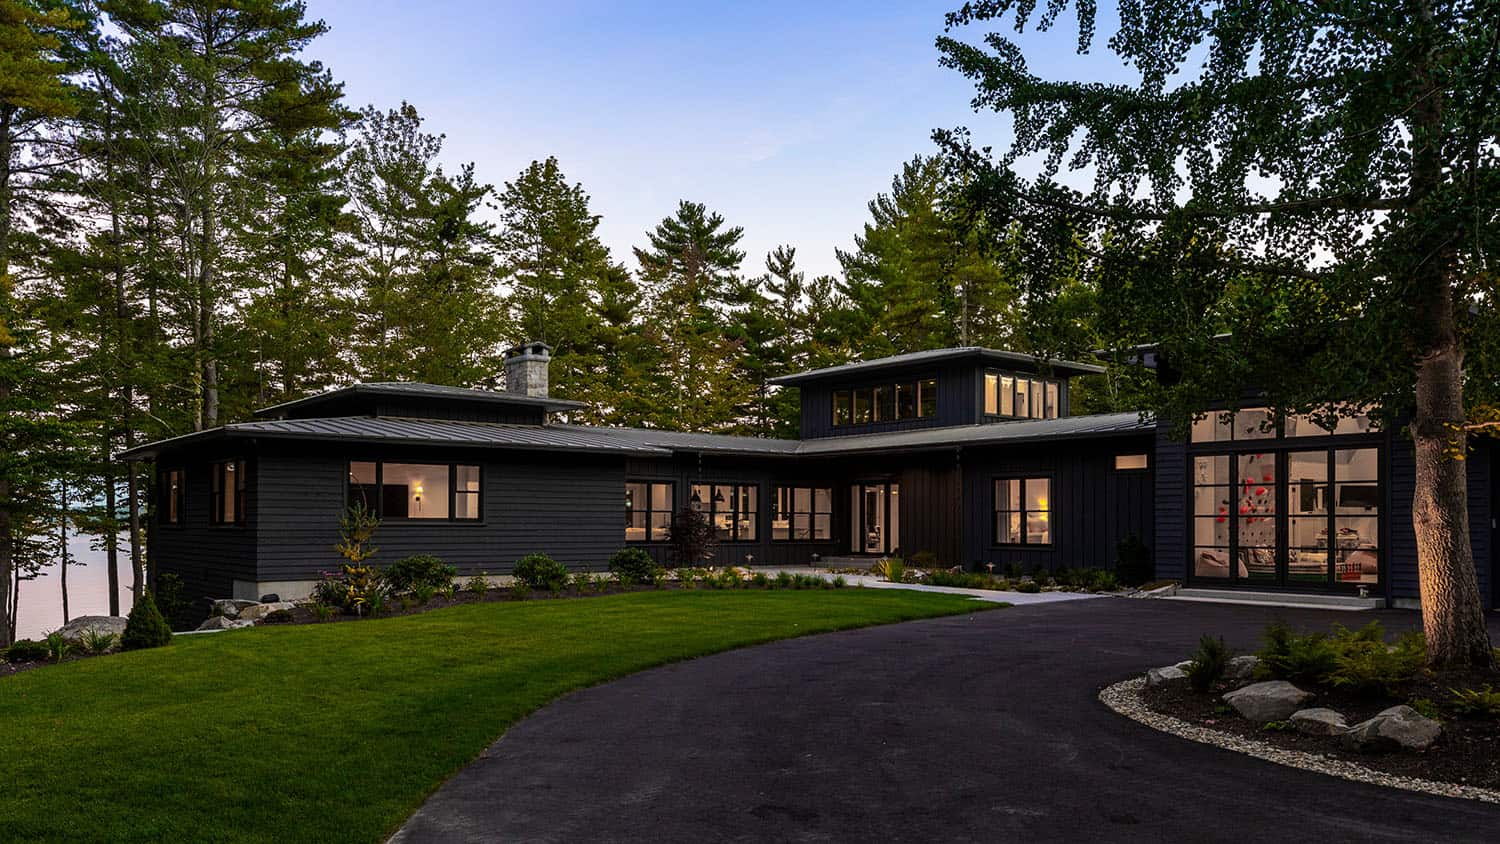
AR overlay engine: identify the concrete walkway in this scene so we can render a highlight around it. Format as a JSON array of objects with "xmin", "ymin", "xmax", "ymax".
[
  {"xmin": 767, "ymin": 566, "xmax": 1103, "ymax": 605},
  {"xmin": 393, "ymin": 600, "xmax": 1500, "ymax": 842}
]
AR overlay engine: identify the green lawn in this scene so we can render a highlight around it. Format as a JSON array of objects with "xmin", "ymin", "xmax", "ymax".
[{"xmin": 1, "ymin": 589, "xmax": 990, "ymax": 843}]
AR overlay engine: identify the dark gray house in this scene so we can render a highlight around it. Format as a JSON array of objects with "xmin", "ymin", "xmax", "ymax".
[{"xmin": 122, "ymin": 343, "xmax": 1496, "ymax": 613}]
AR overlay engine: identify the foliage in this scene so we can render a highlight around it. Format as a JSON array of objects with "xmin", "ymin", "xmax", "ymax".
[
  {"xmin": 383, "ymin": 555, "xmax": 457, "ymax": 596},
  {"xmin": 512, "ymin": 553, "xmax": 569, "ymax": 592},
  {"xmin": 312, "ymin": 565, "xmax": 388, "ymax": 617},
  {"xmin": 1448, "ymin": 686, "xmax": 1500, "ymax": 719},
  {"xmin": 608, "ymin": 547, "xmax": 663, "ymax": 585},
  {"xmin": 153, "ymin": 574, "xmax": 194, "ymax": 632},
  {"xmin": 1186, "ymin": 635, "xmax": 1230, "ymax": 694},
  {"xmin": 667, "ymin": 507, "xmax": 717, "ymax": 568},
  {"xmin": 1114, "ymin": 534, "xmax": 1152, "ymax": 587},
  {"xmin": 1327, "ymin": 628, "xmax": 1426, "ymax": 696},
  {"xmin": 465, "ymin": 572, "xmax": 490, "ymax": 599},
  {"xmin": 79, "ymin": 628, "xmax": 117, "ymax": 655},
  {"xmin": 1256, "ymin": 623, "xmax": 1340, "ymax": 685},
  {"xmin": 908, "ymin": 551, "xmax": 939, "ymax": 570},
  {"xmin": 309, "ymin": 602, "xmax": 336, "ymax": 623},
  {"xmin": 938, "ymin": 0, "xmax": 1499, "ymax": 668},
  {"xmin": 1409, "ymin": 698, "xmax": 1442, "ymax": 720},
  {"xmin": 1014, "ymin": 581, "xmax": 1041, "ymax": 594},
  {"xmin": 43, "ymin": 630, "xmax": 72, "ymax": 663},
  {"xmin": 262, "ymin": 609, "xmax": 294, "ymax": 625},
  {"xmin": 872, "ymin": 557, "xmax": 905, "ymax": 584},
  {"xmin": 335, "ymin": 504, "xmax": 380, "ymax": 566},
  {"xmin": 5, "ymin": 638, "xmax": 49, "ymax": 663},
  {"xmin": 120, "ymin": 592, "xmax": 171, "ymax": 651}
]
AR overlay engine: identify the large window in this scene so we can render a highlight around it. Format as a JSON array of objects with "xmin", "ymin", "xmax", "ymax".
[
  {"xmin": 993, "ymin": 477, "xmax": 1050, "ymax": 545},
  {"xmin": 347, "ymin": 461, "xmax": 481, "ymax": 521},
  {"xmin": 210, "ymin": 460, "xmax": 246, "ymax": 526},
  {"xmin": 772, "ymin": 486, "xmax": 833, "ymax": 541},
  {"xmin": 1190, "ymin": 408, "xmax": 1381, "ymax": 589},
  {"xmin": 832, "ymin": 379, "xmax": 938, "ymax": 427},
  {"xmin": 983, "ymin": 372, "xmax": 1060, "ymax": 420},
  {"xmin": 625, "ymin": 480, "xmax": 673, "ymax": 542},
  {"xmin": 690, "ymin": 483, "xmax": 758, "ymax": 541},
  {"xmin": 161, "ymin": 468, "xmax": 184, "ymax": 525}
]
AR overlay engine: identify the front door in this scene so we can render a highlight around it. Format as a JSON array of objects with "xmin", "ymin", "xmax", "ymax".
[{"xmin": 851, "ymin": 482, "xmax": 900, "ymax": 555}]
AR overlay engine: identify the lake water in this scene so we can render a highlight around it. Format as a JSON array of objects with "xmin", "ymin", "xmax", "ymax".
[{"xmin": 14, "ymin": 529, "xmax": 136, "ymax": 641}]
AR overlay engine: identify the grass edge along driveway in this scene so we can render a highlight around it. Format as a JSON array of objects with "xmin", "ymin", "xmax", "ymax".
[{"xmin": 1, "ymin": 589, "xmax": 993, "ymax": 843}]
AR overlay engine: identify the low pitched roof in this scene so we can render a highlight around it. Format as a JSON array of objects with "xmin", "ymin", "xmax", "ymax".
[
  {"xmin": 768, "ymin": 347, "xmax": 1106, "ymax": 387},
  {"xmin": 118, "ymin": 416, "xmax": 670, "ymax": 461},
  {"xmin": 252, "ymin": 382, "xmax": 586, "ymax": 418},
  {"xmin": 791, "ymin": 411, "xmax": 1153, "ymax": 455}
]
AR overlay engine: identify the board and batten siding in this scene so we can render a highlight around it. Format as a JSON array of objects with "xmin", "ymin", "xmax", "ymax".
[
  {"xmin": 959, "ymin": 435, "xmax": 1156, "ymax": 572},
  {"xmin": 799, "ymin": 362, "xmax": 979, "ymax": 439},
  {"xmin": 1153, "ymin": 426, "xmax": 1188, "ymax": 581},
  {"xmin": 252, "ymin": 445, "xmax": 626, "ymax": 582},
  {"xmin": 1387, "ymin": 436, "xmax": 1493, "ymax": 608}
]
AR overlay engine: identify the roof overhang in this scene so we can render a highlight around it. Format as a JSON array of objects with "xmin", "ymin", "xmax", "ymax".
[
  {"xmin": 769, "ymin": 347, "xmax": 1106, "ymax": 387},
  {"xmin": 252, "ymin": 383, "xmax": 586, "ymax": 419}
]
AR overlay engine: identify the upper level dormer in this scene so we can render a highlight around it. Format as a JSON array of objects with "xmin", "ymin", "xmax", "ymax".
[{"xmin": 770, "ymin": 347, "xmax": 1106, "ymax": 439}]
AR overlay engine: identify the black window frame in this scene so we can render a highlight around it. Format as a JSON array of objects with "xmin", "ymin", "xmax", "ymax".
[
  {"xmin": 1113, "ymin": 453, "xmax": 1150, "ymax": 472},
  {"xmin": 690, "ymin": 482, "xmax": 759, "ymax": 542},
  {"xmin": 991, "ymin": 475, "xmax": 1053, "ymax": 546},
  {"xmin": 345, "ymin": 460, "xmax": 483, "ymax": 522},
  {"xmin": 160, "ymin": 468, "xmax": 184, "ymax": 526},
  {"xmin": 210, "ymin": 459, "xmax": 247, "ymax": 526},
  {"xmin": 983, "ymin": 371, "xmax": 1061, "ymax": 420},
  {"xmin": 772, "ymin": 485, "xmax": 835, "ymax": 542},
  {"xmin": 625, "ymin": 479, "xmax": 674, "ymax": 543}
]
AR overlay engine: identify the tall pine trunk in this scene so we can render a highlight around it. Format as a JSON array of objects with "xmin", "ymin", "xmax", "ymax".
[
  {"xmin": 1407, "ymin": 1, "xmax": 1493, "ymax": 669},
  {"xmin": 0, "ymin": 104, "xmax": 15, "ymax": 647},
  {"xmin": 103, "ymin": 438, "xmax": 119, "ymax": 617},
  {"xmin": 58, "ymin": 480, "xmax": 70, "ymax": 624}
]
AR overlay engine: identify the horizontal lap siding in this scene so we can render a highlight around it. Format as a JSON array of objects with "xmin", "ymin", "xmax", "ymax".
[
  {"xmin": 1391, "ymin": 438, "xmax": 1495, "ymax": 608},
  {"xmin": 960, "ymin": 435, "xmax": 1156, "ymax": 572},
  {"xmin": 151, "ymin": 451, "xmax": 259, "ymax": 609},
  {"xmin": 253, "ymin": 447, "xmax": 625, "ymax": 580}
]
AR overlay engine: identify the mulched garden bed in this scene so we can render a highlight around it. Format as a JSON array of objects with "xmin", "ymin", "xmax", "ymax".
[
  {"xmin": 263, "ymin": 581, "xmax": 695, "ymax": 626},
  {"xmin": 1139, "ymin": 670, "xmax": 1500, "ymax": 791}
]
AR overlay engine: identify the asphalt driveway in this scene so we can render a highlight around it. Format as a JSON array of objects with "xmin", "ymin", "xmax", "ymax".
[{"xmin": 393, "ymin": 599, "xmax": 1500, "ymax": 843}]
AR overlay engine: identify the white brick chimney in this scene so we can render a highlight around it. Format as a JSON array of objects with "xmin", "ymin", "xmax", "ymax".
[{"xmin": 504, "ymin": 342, "xmax": 552, "ymax": 398}]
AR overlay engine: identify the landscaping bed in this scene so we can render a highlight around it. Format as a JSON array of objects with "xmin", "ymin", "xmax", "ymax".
[{"xmin": 1127, "ymin": 622, "xmax": 1500, "ymax": 794}]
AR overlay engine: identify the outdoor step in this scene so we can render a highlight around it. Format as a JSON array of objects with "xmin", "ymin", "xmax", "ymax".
[{"xmin": 1168, "ymin": 588, "xmax": 1385, "ymax": 611}]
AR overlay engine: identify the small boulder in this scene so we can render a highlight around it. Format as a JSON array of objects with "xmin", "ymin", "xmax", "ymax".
[
  {"xmin": 1224, "ymin": 655, "xmax": 1261, "ymax": 681},
  {"xmin": 1290, "ymin": 707, "xmax": 1349, "ymax": 736},
  {"xmin": 1341, "ymin": 705, "xmax": 1442, "ymax": 752},
  {"xmin": 196, "ymin": 616, "xmax": 253, "ymax": 631},
  {"xmin": 1223, "ymin": 680, "xmax": 1314, "ymax": 723},
  {"xmin": 259, "ymin": 593, "xmax": 281, "ymax": 603},
  {"xmin": 57, "ymin": 615, "xmax": 128, "ymax": 643},
  {"xmin": 1146, "ymin": 665, "xmax": 1187, "ymax": 687},
  {"xmin": 210, "ymin": 599, "xmax": 259, "ymax": 620},
  {"xmin": 1173, "ymin": 660, "xmax": 1193, "ymax": 671},
  {"xmin": 238, "ymin": 601, "xmax": 296, "ymax": 622}
]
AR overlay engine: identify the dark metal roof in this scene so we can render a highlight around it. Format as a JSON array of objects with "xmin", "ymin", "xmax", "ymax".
[
  {"xmin": 768, "ymin": 347, "xmax": 1107, "ymax": 387},
  {"xmin": 252, "ymin": 382, "xmax": 586, "ymax": 418},
  {"xmin": 792, "ymin": 412, "xmax": 1154, "ymax": 455},
  {"xmin": 119, "ymin": 416, "xmax": 669, "ymax": 461},
  {"xmin": 556, "ymin": 425, "xmax": 803, "ymax": 457}
]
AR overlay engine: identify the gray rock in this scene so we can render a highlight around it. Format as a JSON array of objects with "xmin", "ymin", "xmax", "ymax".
[
  {"xmin": 195, "ymin": 615, "xmax": 254, "ymax": 631},
  {"xmin": 1173, "ymin": 660, "xmax": 1193, "ymax": 671},
  {"xmin": 259, "ymin": 593, "xmax": 280, "ymax": 603},
  {"xmin": 1290, "ymin": 707, "xmax": 1349, "ymax": 736},
  {"xmin": 1225, "ymin": 655, "xmax": 1261, "ymax": 681},
  {"xmin": 211, "ymin": 599, "xmax": 259, "ymax": 620},
  {"xmin": 1223, "ymin": 680, "xmax": 1315, "ymax": 723},
  {"xmin": 1342, "ymin": 705, "xmax": 1442, "ymax": 752},
  {"xmin": 57, "ymin": 615, "xmax": 127, "ymax": 642},
  {"xmin": 1146, "ymin": 665, "xmax": 1187, "ymax": 687},
  {"xmin": 238, "ymin": 601, "xmax": 296, "ymax": 622}
]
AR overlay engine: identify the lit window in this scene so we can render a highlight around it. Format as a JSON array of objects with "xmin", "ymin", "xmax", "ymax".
[
  {"xmin": 161, "ymin": 469, "xmax": 184, "ymax": 525},
  {"xmin": 773, "ymin": 486, "xmax": 834, "ymax": 541},
  {"xmin": 210, "ymin": 460, "xmax": 247, "ymax": 526},
  {"xmin": 346, "ymin": 462, "xmax": 480, "ymax": 521},
  {"xmin": 993, "ymin": 477, "xmax": 1050, "ymax": 545},
  {"xmin": 626, "ymin": 481, "xmax": 673, "ymax": 542},
  {"xmin": 690, "ymin": 483, "xmax": 758, "ymax": 541},
  {"xmin": 1114, "ymin": 454, "xmax": 1149, "ymax": 471}
]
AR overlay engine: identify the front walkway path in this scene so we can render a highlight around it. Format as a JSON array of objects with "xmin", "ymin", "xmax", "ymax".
[
  {"xmin": 393, "ymin": 600, "xmax": 1500, "ymax": 843},
  {"xmin": 768, "ymin": 566, "xmax": 1102, "ymax": 605}
]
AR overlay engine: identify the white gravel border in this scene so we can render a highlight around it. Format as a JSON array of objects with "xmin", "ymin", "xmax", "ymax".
[{"xmin": 1100, "ymin": 676, "xmax": 1500, "ymax": 804}]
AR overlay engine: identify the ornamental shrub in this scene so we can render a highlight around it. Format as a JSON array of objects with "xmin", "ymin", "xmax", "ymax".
[
  {"xmin": 383, "ymin": 555, "xmax": 457, "ymax": 595},
  {"xmin": 1185, "ymin": 634, "xmax": 1230, "ymax": 693},
  {"xmin": 609, "ymin": 547, "xmax": 663, "ymax": 585},
  {"xmin": 667, "ymin": 506, "xmax": 717, "ymax": 567},
  {"xmin": 121, "ymin": 591, "xmax": 173, "ymax": 651},
  {"xmin": 513, "ymin": 553, "xmax": 570, "ymax": 592},
  {"xmin": 1256, "ymin": 622, "xmax": 1339, "ymax": 684},
  {"xmin": 6, "ymin": 638, "xmax": 49, "ymax": 663}
]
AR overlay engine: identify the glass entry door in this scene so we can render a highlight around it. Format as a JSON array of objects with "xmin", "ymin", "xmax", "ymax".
[{"xmin": 851, "ymin": 482, "xmax": 900, "ymax": 555}]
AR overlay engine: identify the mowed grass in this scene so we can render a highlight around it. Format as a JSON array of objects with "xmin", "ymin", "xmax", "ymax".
[{"xmin": 1, "ymin": 589, "xmax": 990, "ymax": 843}]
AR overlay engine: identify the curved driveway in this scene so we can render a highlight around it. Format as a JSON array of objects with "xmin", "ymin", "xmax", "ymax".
[{"xmin": 394, "ymin": 599, "xmax": 1500, "ymax": 842}]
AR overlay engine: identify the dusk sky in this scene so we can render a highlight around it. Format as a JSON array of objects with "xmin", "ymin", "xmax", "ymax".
[{"xmin": 304, "ymin": 0, "xmax": 1130, "ymax": 280}]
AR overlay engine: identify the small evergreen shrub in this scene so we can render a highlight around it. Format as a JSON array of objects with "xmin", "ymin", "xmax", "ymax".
[
  {"xmin": 1186, "ymin": 634, "xmax": 1230, "ymax": 693},
  {"xmin": 909, "ymin": 550, "xmax": 938, "ymax": 569},
  {"xmin": 312, "ymin": 564, "xmax": 387, "ymax": 615},
  {"xmin": 1327, "ymin": 626, "xmax": 1424, "ymax": 695},
  {"xmin": 466, "ymin": 572, "xmax": 490, "ymax": 598},
  {"xmin": 609, "ymin": 547, "xmax": 663, "ymax": 585},
  {"xmin": 5, "ymin": 639, "xmax": 49, "ymax": 663},
  {"xmin": 1256, "ymin": 622, "xmax": 1339, "ymax": 683},
  {"xmin": 1114, "ymin": 533, "xmax": 1153, "ymax": 587},
  {"xmin": 121, "ymin": 592, "xmax": 173, "ymax": 651},
  {"xmin": 667, "ymin": 506, "xmax": 718, "ymax": 567},
  {"xmin": 1015, "ymin": 580, "xmax": 1041, "ymax": 594},
  {"xmin": 383, "ymin": 555, "xmax": 457, "ymax": 595},
  {"xmin": 1092, "ymin": 571, "xmax": 1120, "ymax": 592},
  {"xmin": 154, "ymin": 572, "xmax": 195, "ymax": 631},
  {"xmin": 1449, "ymin": 685, "xmax": 1500, "ymax": 719},
  {"xmin": 513, "ymin": 553, "xmax": 569, "ymax": 592}
]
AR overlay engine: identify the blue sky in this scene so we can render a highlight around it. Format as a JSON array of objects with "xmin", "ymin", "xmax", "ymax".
[{"xmin": 306, "ymin": 1, "xmax": 1128, "ymax": 280}]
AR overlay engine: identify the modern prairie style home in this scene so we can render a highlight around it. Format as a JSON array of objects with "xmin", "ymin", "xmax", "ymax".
[{"xmin": 122, "ymin": 343, "xmax": 1496, "ymax": 613}]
